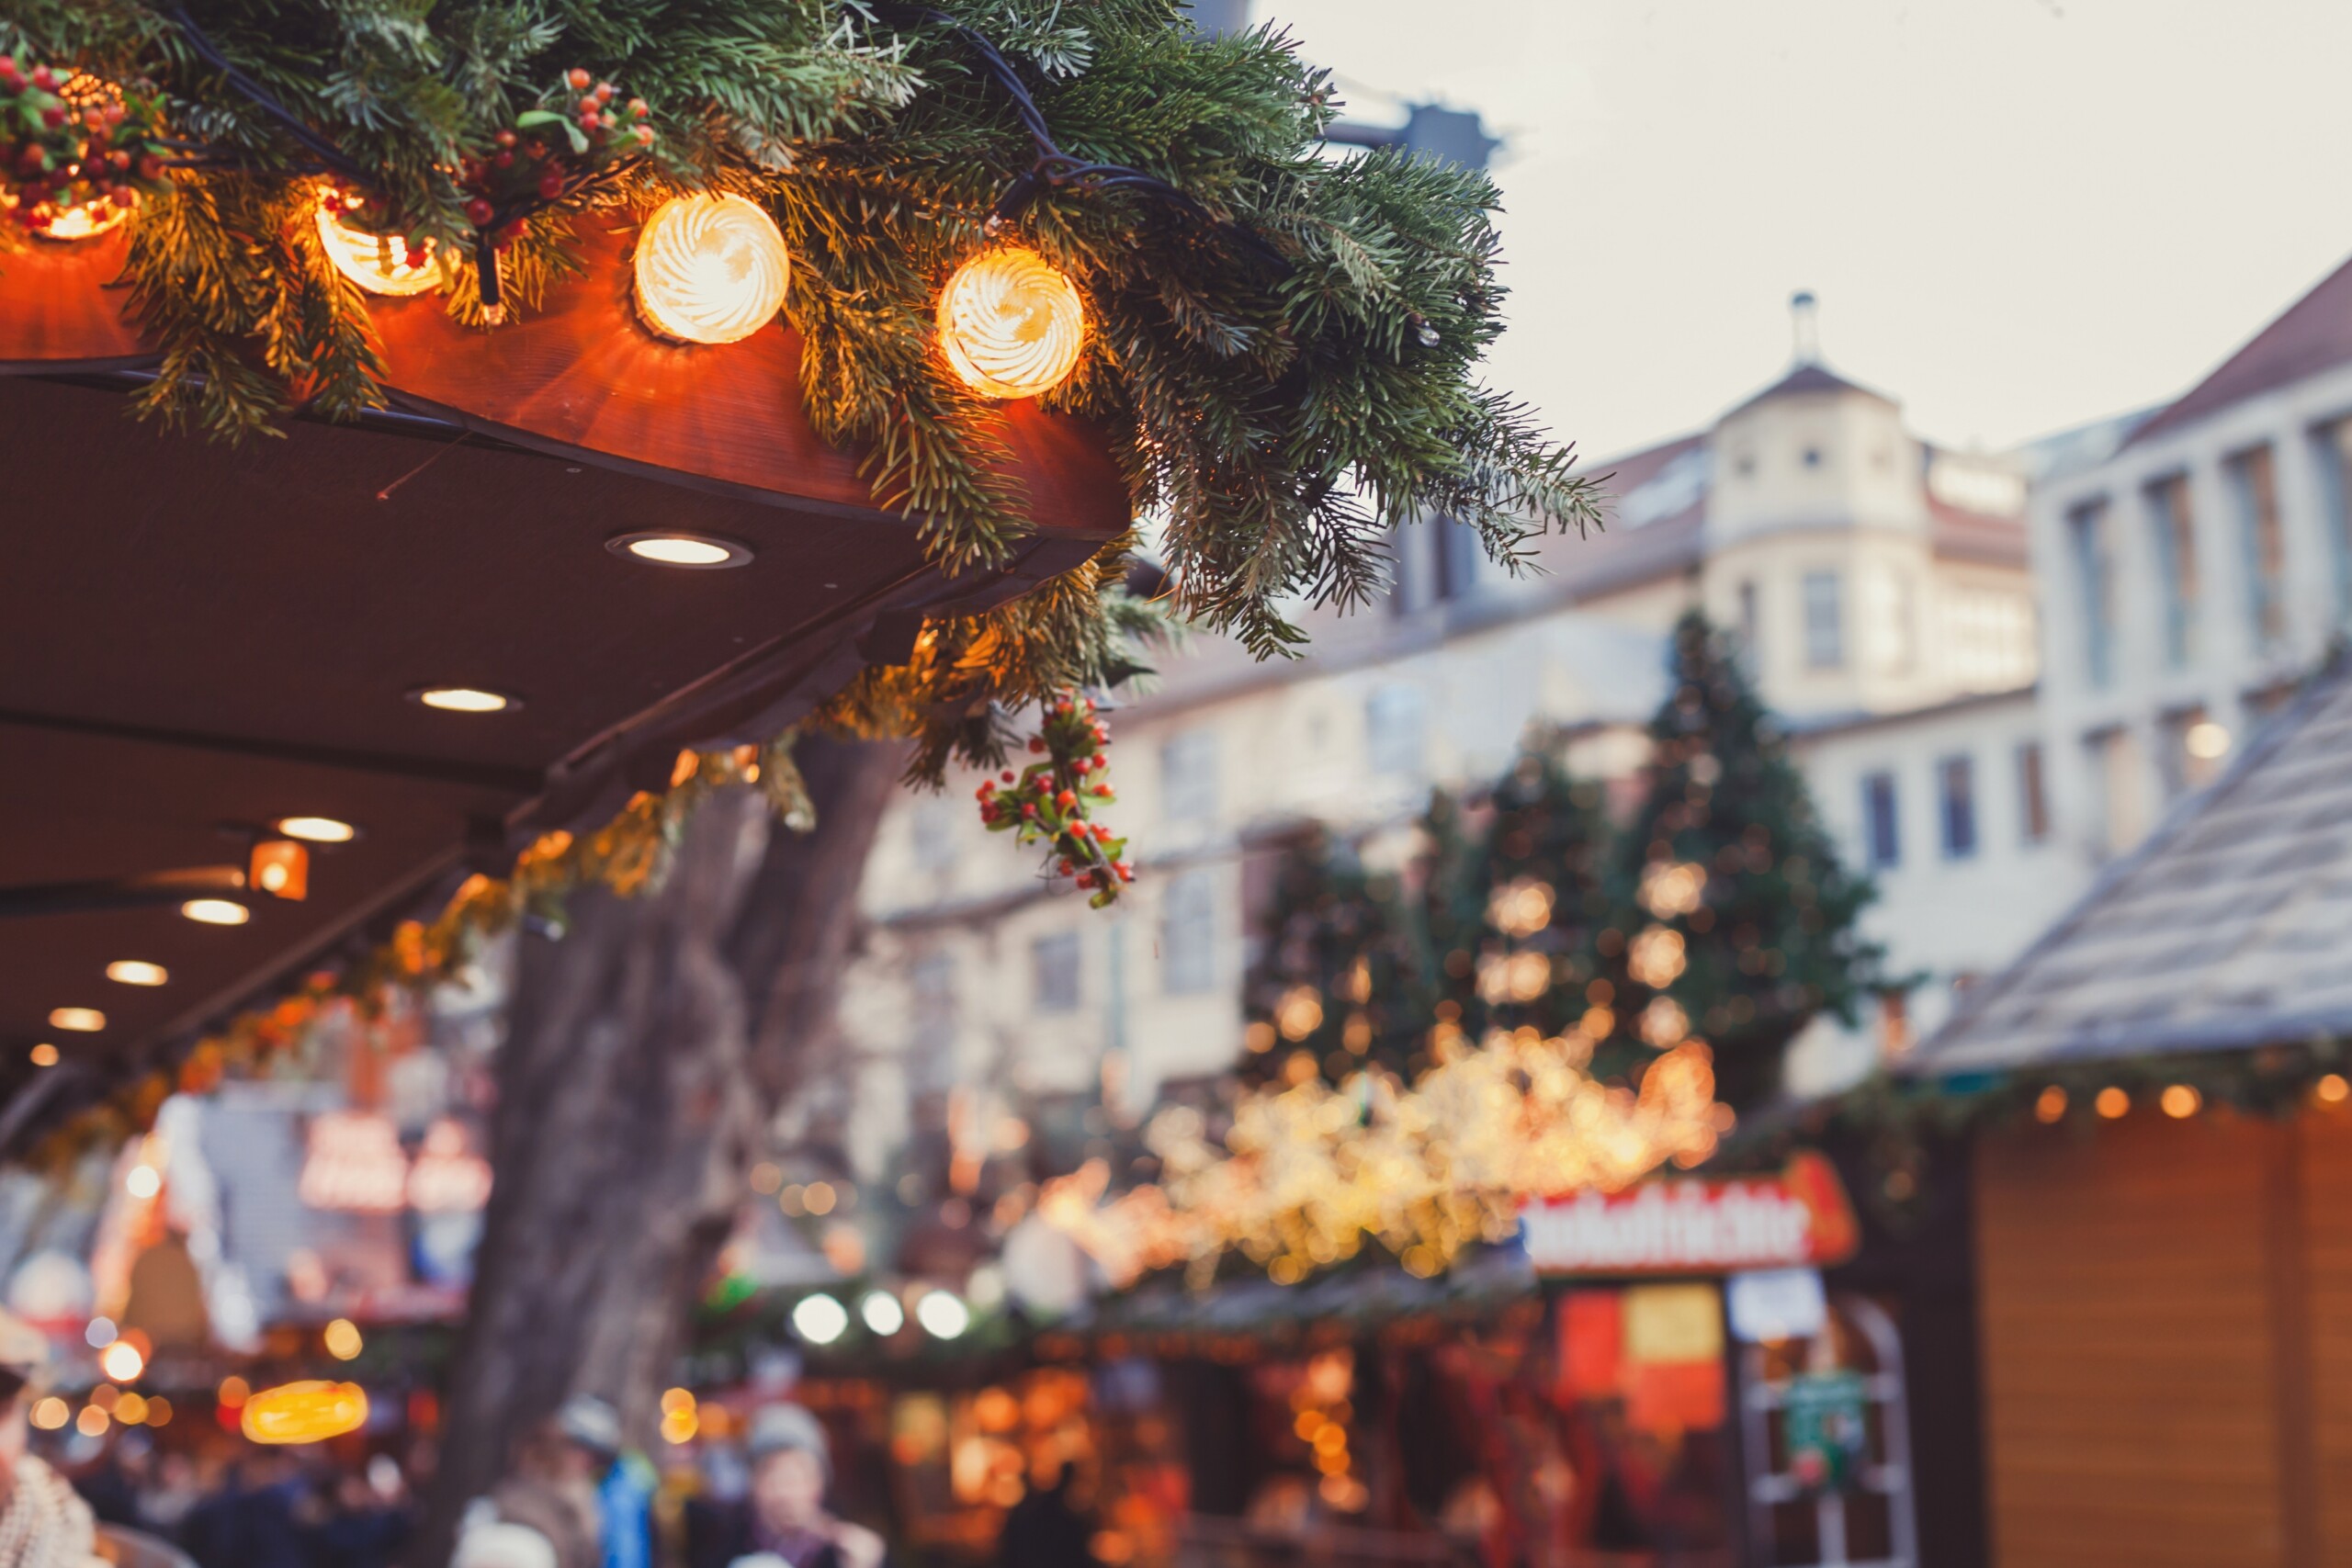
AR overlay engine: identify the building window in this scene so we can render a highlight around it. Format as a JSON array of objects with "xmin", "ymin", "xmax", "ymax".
[
  {"xmin": 1159, "ymin": 728, "xmax": 1219, "ymax": 825},
  {"xmin": 1161, "ymin": 871, "xmax": 1216, "ymax": 995},
  {"xmin": 2016, "ymin": 741, "xmax": 2050, "ymax": 845},
  {"xmin": 2314, "ymin": 417, "xmax": 2352, "ymax": 623},
  {"xmin": 1365, "ymin": 683, "xmax": 1428, "ymax": 780},
  {"xmin": 1434, "ymin": 516, "xmax": 1484, "ymax": 604},
  {"xmin": 1736, "ymin": 579, "xmax": 1760, "ymax": 663},
  {"xmin": 2159, "ymin": 707, "xmax": 2228, "ymax": 799},
  {"xmin": 2066, "ymin": 499, "xmax": 2116, "ymax": 690},
  {"xmin": 2228, "ymin": 445, "xmax": 2288, "ymax": 652},
  {"xmin": 1939, "ymin": 755, "xmax": 1977, "ymax": 860},
  {"xmin": 1802, "ymin": 446, "xmax": 1824, "ymax": 468},
  {"xmin": 1031, "ymin": 931, "xmax": 1081, "ymax": 1013},
  {"xmin": 2145, "ymin": 475, "xmax": 2199, "ymax": 669},
  {"xmin": 2084, "ymin": 727, "xmax": 2145, "ymax": 862},
  {"xmin": 1802, "ymin": 571, "xmax": 1844, "ymax": 669},
  {"xmin": 1861, "ymin": 772, "xmax": 1900, "ymax": 870}
]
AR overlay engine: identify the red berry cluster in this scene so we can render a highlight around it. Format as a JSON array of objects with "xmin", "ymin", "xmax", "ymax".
[
  {"xmin": 458, "ymin": 67, "xmax": 654, "ymax": 241},
  {"xmin": 978, "ymin": 694, "xmax": 1133, "ymax": 908},
  {"xmin": 0, "ymin": 59, "xmax": 164, "ymax": 232}
]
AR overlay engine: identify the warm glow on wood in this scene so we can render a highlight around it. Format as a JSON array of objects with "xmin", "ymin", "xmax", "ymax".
[
  {"xmin": 314, "ymin": 196, "xmax": 439, "ymax": 297},
  {"xmin": 632, "ymin": 194, "xmax": 790, "ymax": 345},
  {"xmin": 936, "ymin": 247, "xmax": 1085, "ymax": 400},
  {"xmin": 241, "ymin": 1381, "xmax": 368, "ymax": 1444}
]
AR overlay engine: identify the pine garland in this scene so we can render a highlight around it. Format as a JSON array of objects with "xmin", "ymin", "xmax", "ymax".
[{"xmin": 0, "ymin": 0, "xmax": 1597, "ymax": 776}]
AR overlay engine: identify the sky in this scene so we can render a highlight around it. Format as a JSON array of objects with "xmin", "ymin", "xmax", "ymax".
[{"xmin": 1256, "ymin": 0, "xmax": 2352, "ymax": 462}]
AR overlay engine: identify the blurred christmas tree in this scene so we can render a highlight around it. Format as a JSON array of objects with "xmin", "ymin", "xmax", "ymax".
[
  {"xmin": 1598, "ymin": 610, "xmax": 1881, "ymax": 1108},
  {"xmin": 1425, "ymin": 742, "xmax": 1614, "ymax": 1045},
  {"xmin": 1240, "ymin": 826, "xmax": 1433, "ymax": 1086}
]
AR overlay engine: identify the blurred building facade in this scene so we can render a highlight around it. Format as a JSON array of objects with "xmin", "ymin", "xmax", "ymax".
[
  {"xmin": 2028, "ymin": 254, "xmax": 2352, "ymax": 870},
  {"xmin": 820, "ymin": 305, "xmax": 2054, "ymax": 1243}
]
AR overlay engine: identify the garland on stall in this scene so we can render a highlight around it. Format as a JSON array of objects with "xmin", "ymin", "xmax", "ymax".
[{"xmin": 0, "ymin": 0, "xmax": 1599, "ymax": 787}]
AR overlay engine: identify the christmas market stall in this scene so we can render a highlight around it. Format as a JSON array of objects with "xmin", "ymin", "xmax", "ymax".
[{"xmin": 1905, "ymin": 656, "xmax": 2352, "ymax": 1568}]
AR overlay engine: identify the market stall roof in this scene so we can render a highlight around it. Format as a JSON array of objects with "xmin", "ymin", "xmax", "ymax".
[
  {"xmin": 1915, "ymin": 659, "xmax": 2352, "ymax": 1076},
  {"xmin": 0, "ymin": 225, "xmax": 1126, "ymax": 1120}
]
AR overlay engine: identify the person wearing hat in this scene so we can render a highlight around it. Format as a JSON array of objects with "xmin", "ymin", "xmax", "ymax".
[
  {"xmin": 685, "ymin": 1406, "xmax": 881, "ymax": 1568},
  {"xmin": 462, "ymin": 1395, "xmax": 621, "ymax": 1568},
  {"xmin": 0, "ymin": 1305, "xmax": 100, "ymax": 1568}
]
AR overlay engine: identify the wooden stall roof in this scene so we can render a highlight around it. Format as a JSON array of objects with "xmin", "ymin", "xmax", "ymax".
[{"xmin": 0, "ymin": 221, "xmax": 1128, "ymax": 1123}]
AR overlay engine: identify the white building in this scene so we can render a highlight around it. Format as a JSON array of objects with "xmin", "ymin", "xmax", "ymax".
[
  {"xmin": 820, "ymin": 301, "xmax": 2069, "ymax": 1213},
  {"xmin": 2028, "ymin": 255, "xmax": 2352, "ymax": 869}
]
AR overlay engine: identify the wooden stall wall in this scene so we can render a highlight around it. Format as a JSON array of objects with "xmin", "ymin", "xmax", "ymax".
[{"xmin": 1974, "ymin": 1108, "xmax": 2352, "ymax": 1568}]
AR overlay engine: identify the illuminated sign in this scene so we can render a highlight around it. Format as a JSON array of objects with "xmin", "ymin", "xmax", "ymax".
[{"xmin": 1521, "ymin": 1152, "xmax": 1858, "ymax": 1276}]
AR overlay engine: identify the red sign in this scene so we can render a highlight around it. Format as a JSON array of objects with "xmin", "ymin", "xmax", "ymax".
[{"xmin": 1521, "ymin": 1152, "xmax": 1859, "ymax": 1276}]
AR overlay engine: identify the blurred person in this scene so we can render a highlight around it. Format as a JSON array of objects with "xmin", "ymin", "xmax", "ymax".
[
  {"xmin": 0, "ymin": 1306, "xmax": 100, "ymax": 1568},
  {"xmin": 994, "ymin": 1460, "xmax": 1094, "ymax": 1568},
  {"xmin": 312, "ymin": 1468, "xmax": 411, "ymax": 1568},
  {"xmin": 461, "ymin": 1396, "xmax": 617, "ymax": 1568},
  {"xmin": 686, "ymin": 1405, "xmax": 881, "ymax": 1568},
  {"xmin": 452, "ymin": 1521, "xmax": 559, "ymax": 1568},
  {"xmin": 139, "ymin": 1451, "xmax": 201, "ymax": 1540}
]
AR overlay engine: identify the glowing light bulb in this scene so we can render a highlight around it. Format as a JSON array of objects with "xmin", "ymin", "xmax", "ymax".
[
  {"xmin": 915, "ymin": 1290, "xmax": 970, "ymax": 1339},
  {"xmin": 610, "ymin": 532, "xmax": 751, "ymax": 569},
  {"xmin": 48, "ymin": 1008, "xmax": 104, "ymax": 1032},
  {"xmin": 241, "ymin": 1382, "xmax": 368, "ymax": 1444},
  {"xmin": 322, "ymin": 1318, "xmax": 363, "ymax": 1360},
  {"xmin": 935, "ymin": 247, "xmax": 1085, "ymax": 400},
  {"xmin": 790, "ymin": 1292, "xmax": 848, "ymax": 1346},
  {"xmin": 275, "ymin": 816, "xmax": 356, "ymax": 843},
  {"xmin": 181, "ymin": 899, "xmax": 250, "ymax": 926},
  {"xmin": 125, "ymin": 1167, "xmax": 161, "ymax": 1200},
  {"xmin": 28, "ymin": 1045, "xmax": 57, "ymax": 1068},
  {"xmin": 859, "ymin": 1292, "xmax": 905, "ymax": 1336},
  {"xmin": 314, "ymin": 196, "xmax": 439, "ymax": 297},
  {"xmin": 34, "ymin": 199, "xmax": 130, "ymax": 243},
  {"xmin": 99, "ymin": 1339, "xmax": 143, "ymax": 1382},
  {"xmin": 106, "ymin": 961, "xmax": 167, "ymax": 987},
  {"xmin": 414, "ymin": 686, "xmax": 513, "ymax": 713},
  {"xmin": 632, "ymin": 194, "xmax": 791, "ymax": 345}
]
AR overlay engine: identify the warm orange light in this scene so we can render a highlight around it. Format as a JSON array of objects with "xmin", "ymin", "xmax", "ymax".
[
  {"xmin": 107, "ymin": 960, "xmax": 167, "ymax": 987},
  {"xmin": 250, "ymin": 840, "xmax": 310, "ymax": 901},
  {"xmin": 323, "ymin": 1318, "xmax": 364, "ymax": 1360},
  {"xmin": 37, "ymin": 199, "xmax": 130, "ymax": 242},
  {"xmin": 181, "ymin": 898, "xmax": 250, "ymax": 926},
  {"xmin": 633, "ymin": 194, "xmax": 790, "ymax": 345},
  {"xmin": 217, "ymin": 1375, "xmax": 251, "ymax": 1408},
  {"xmin": 99, "ymin": 1340, "xmax": 144, "ymax": 1382},
  {"xmin": 936, "ymin": 247, "xmax": 1086, "ymax": 400},
  {"xmin": 2319, "ymin": 1073, "xmax": 2351, "ymax": 1106},
  {"xmin": 2160, "ymin": 1084, "xmax": 2201, "ymax": 1119},
  {"xmin": 2033, "ymin": 1086, "xmax": 2067, "ymax": 1123},
  {"xmin": 48, "ymin": 1007, "xmax": 103, "ymax": 1032},
  {"xmin": 28, "ymin": 1398, "xmax": 67, "ymax": 1431},
  {"xmin": 241, "ymin": 1381, "xmax": 368, "ymax": 1444},
  {"xmin": 415, "ymin": 686, "xmax": 512, "ymax": 714},
  {"xmin": 275, "ymin": 816, "xmax": 356, "ymax": 844},
  {"xmin": 2095, "ymin": 1087, "xmax": 2130, "ymax": 1120},
  {"xmin": 314, "ymin": 196, "xmax": 439, "ymax": 297},
  {"xmin": 28, "ymin": 1044, "xmax": 57, "ymax": 1068},
  {"xmin": 146, "ymin": 1396, "xmax": 173, "ymax": 1427}
]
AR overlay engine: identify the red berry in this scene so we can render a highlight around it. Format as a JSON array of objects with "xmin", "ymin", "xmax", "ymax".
[
  {"xmin": 30, "ymin": 65, "xmax": 55, "ymax": 90},
  {"xmin": 594, "ymin": 82, "xmax": 616, "ymax": 104},
  {"xmin": 537, "ymin": 171, "xmax": 563, "ymax": 199},
  {"xmin": 578, "ymin": 96, "xmax": 600, "ymax": 116},
  {"xmin": 110, "ymin": 188, "xmax": 133, "ymax": 209},
  {"xmin": 1022, "ymin": 804, "xmax": 1038, "ymax": 819},
  {"xmin": 493, "ymin": 151, "xmax": 514, "ymax": 169},
  {"xmin": 1055, "ymin": 790, "xmax": 1077, "ymax": 810},
  {"xmin": 465, "ymin": 197, "xmax": 495, "ymax": 225},
  {"xmin": 1000, "ymin": 771, "xmax": 1015, "ymax": 784},
  {"xmin": 1092, "ymin": 784, "xmax": 1113, "ymax": 797},
  {"xmin": 1028, "ymin": 739, "xmax": 1046, "ymax": 754},
  {"xmin": 628, "ymin": 98, "xmax": 650, "ymax": 118},
  {"xmin": 496, "ymin": 129, "xmax": 518, "ymax": 148},
  {"xmin": 1057, "ymin": 860, "xmax": 1075, "ymax": 875},
  {"xmin": 567, "ymin": 67, "xmax": 592, "ymax": 90},
  {"xmin": 632, "ymin": 124, "xmax": 655, "ymax": 146},
  {"xmin": 40, "ymin": 105, "xmax": 65, "ymax": 128}
]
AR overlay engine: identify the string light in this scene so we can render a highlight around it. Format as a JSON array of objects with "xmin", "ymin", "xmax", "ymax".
[
  {"xmin": 632, "ymin": 194, "xmax": 790, "ymax": 345},
  {"xmin": 936, "ymin": 247, "xmax": 1085, "ymax": 400},
  {"xmin": 241, "ymin": 1381, "xmax": 368, "ymax": 1444},
  {"xmin": 314, "ymin": 192, "xmax": 439, "ymax": 297}
]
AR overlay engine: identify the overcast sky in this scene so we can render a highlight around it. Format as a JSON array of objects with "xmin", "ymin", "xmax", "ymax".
[{"xmin": 1259, "ymin": 0, "xmax": 2352, "ymax": 463}]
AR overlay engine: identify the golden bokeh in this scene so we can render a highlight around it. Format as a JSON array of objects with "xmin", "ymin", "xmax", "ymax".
[
  {"xmin": 936, "ymin": 247, "xmax": 1085, "ymax": 400},
  {"xmin": 314, "ymin": 195, "xmax": 439, "ymax": 297}
]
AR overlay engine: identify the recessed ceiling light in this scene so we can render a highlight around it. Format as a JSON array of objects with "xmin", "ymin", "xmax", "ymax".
[
  {"xmin": 413, "ymin": 686, "xmax": 515, "ymax": 714},
  {"xmin": 607, "ymin": 532, "xmax": 753, "ymax": 570},
  {"xmin": 275, "ymin": 816, "xmax": 357, "ymax": 843},
  {"xmin": 28, "ymin": 1044, "xmax": 58, "ymax": 1067},
  {"xmin": 48, "ymin": 1008, "xmax": 104, "ymax": 1032},
  {"xmin": 181, "ymin": 898, "xmax": 251, "ymax": 926},
  {"xmin": 106, "ymin": 961, "xmax": 168, "ymax": 987}
]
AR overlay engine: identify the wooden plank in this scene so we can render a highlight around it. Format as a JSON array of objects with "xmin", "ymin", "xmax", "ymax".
[{"xmin": 1976, "ymin": 1115, "xmax": 2286, "ymax": 1568}]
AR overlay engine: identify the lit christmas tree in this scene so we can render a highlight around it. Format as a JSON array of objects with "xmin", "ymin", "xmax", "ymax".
[
  {"xmin": 1597, "ymin": 611, "xmax": 1880, "ymax": 1108},
  {"xmin": 1240, "ymin": 827, "xmax": 1432, "ymax": 1087}
]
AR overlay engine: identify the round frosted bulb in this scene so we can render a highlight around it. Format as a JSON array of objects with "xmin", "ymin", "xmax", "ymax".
[
  {"xmin": 48, "ymin": 1007, "xmax": 104, "ymax": 1032},
  {"xmin": 275, "ymin": 816, "xmax": 356, "ymax": 843},
  {"xmin": 107, "ymin": 961, "xmax": 167, "ymax": 987},
  {"xmin": 791, "ymin": 1292, "xmax": 849, "ymax": 1346},
  {"xmin": 634, "ymin": 194, "xmax": 791, "ymax": 345},
  {"xmin": 859, "ymin": 1292, "xmax": 905, "ymax": 1336},
  {"xmin": 314, "ymin": 198, "xmax": 438, "ymax": 297},
  {"xmin": 181, "ymin": 898, "xmax": 251, "ymax": 926},
  {"xmin": 936, "ymin": 247, "xmax": 1086, "ymax": 400},
  {"xmin": 914, "ymin": 1290, "xmax": 970, "ymax": 1339},
  {"xmin": 416, "ymin": 687, "xmax": 511, "ymax": 713}
]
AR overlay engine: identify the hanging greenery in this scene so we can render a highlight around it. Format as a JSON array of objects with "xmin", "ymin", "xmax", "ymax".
[{"xmin": 0, "ymin": 0, "xmax": 1598, "ymax": 782}]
